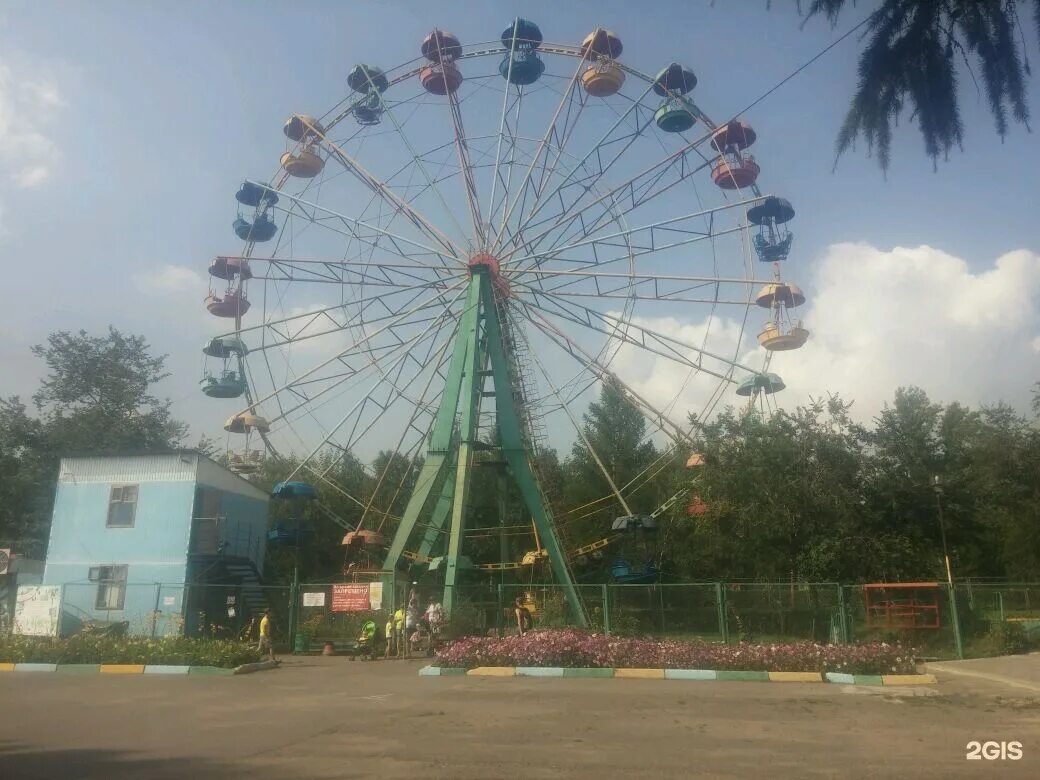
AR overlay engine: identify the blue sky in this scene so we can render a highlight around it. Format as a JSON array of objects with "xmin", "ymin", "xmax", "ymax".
[{"xmin": 2, "ymin": 0, "xmax": 1039, "ymax": 457}]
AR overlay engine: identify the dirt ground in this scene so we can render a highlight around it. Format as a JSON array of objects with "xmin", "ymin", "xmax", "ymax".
[{"xmin": 2, "ymin": 655, "xmax": 1039, "ymax": 779}]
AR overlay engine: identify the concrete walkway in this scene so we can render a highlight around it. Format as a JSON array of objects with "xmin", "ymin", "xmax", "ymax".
[
  {"xmin": 2, "ymin": 656, "xmax": 1038, "ymax": 778},
  {"xmin": 929, "ymin": 653, "xmax": 1040, "ymax": 695}
]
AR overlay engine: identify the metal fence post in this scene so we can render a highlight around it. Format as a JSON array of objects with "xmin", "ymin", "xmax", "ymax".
[
  {"xmin": 947, "ymin": 583, "xmax": 964, "ymax": 660},
  {"xmin": 288, "ymin": 570, "xmax": 299, "ymax": 654},
  {"xmin": 836, "ymin": 584, "xmax": 849, "ymax": 644},
  {"xmin": 151, "ymin": 583, "xmax": 161, "ymax": 638},
  {"xmin": 602, "ymin": 584, "xmax": 611, "ymax": 636},
  {"xmin": 997, "ymin": 591, "xmax": 1005, "ymax": 623},
  {"xmin": 59, "ymin": 583, "xmax": 67, "ymax": 638},
  {"xmin": 496, "ymin": 583, "xmax": 504, "ymax": 637},
  {"xmin": 715, "ymin": 582, "xmax": 729, "ymax": 643}
]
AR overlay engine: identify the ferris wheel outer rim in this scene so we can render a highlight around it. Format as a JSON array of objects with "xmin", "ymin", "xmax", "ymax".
[{"xmin": 218, "ymin": 29, "xmax": 780, "ymax": 483}]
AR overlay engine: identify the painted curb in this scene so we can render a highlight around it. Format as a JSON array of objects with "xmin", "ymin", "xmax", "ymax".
[
  {"xmin": 769, "ymin": 671, "xmax": 823, "ymax": 683},
  {"xmin": 0, "ymin": 663, "xmax": 245, "ymax": 676},
  {"xmin": 233, "ymin": 660, "xmax": 279, "ymax": 675},
  {"xmin": 56, "ymin": 664, "xmax": 101, "ymax": 674},
  {"xmin": 419, "ymin": 666, "xmax": 937, "ymax": 685},
  {"xmin": 883, "ymin": 674, "xmax": 937, "ymax": 686},
  {"xmin": 850, "ymin": 674, "xmax": 884, "ymax": 686},
  {"xmin": 716, "ymin": 670, "xmax": 770, "ymax": 682},
  {"xmin": 419, "ymin": 665, "xmax": 467, "ymax": 676},
  {"xmin": 615, "ymin": 668, "xmax": 665, "ymax": 679},
  {"xmin": 516, "ymin": 667, "xmax": 564, "ymax": 677},
  {"xmin": 665, "ymin": 669, "xmax": 717, "ymax": 681},
  {"xmin": 562, "ymin": 667, "xmax": 614, "ymax": 678},
  {"xmin": 15, "ymin": 663, "xmax": 57, "ymax": 673},
  {"xmin": 100, "ymin": 664, "xmax": 146, "ymax": 674}
]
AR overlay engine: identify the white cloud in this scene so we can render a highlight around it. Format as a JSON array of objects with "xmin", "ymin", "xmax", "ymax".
[
  {"xmin": 135, "ymin": 264, "xmax": 205, "ymax": 295},
  {"xmin": 0, "ymin": 60, "xmax": 64, "ymax": 191},
  {"xmin": 12, "ymin": 164, "xmax": 50, "ymax": 188},
  {"xmin": 609, "ymin": 243, "xmax": 1040, "ymax": 422}
]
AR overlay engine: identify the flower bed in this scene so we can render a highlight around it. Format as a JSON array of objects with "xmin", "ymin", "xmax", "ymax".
[
  {"xmin": 435, "ymin": 629, "xmax": 916, "ymax": 675},
  {"xmin": 0, "ymin": 635, "xmax": 261, "ymax": 668}
]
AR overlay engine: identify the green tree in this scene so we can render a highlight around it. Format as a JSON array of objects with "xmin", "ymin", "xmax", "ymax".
[
  {"xmin": 0, "ymin": 328, "xmax": 187, "ymax": 557},
  {"xmin": 31, "ymin": 328, "xmax": 186, "ymax": 450},
  {"xmin": 562, "ymin": 379, "xmax": 663, "ymax": 555},
  {"xmin": 801, "ymin": 0, "xmax": 1037, "ymax": 170}
]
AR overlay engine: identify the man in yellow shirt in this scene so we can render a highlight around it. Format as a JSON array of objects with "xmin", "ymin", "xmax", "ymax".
[
  {"xmin": 258, "ymin": 609, "xmax": 276, "ymax": 662},
  {"xmin": 393, "ymin": 607, "xmax": 405, "ymax": 658}
]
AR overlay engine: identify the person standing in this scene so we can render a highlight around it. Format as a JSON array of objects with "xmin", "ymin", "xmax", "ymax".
[
  {"xmin": 405, "ymin": 593, "xmax": 420, "ymax": 656},
  {"xmin": 258, "ymin": 609, "xmax": 276, "ymax": 662},
  {"xmin": 424, "ymin": 597, "xmax": 443, "ymax": 636},
  {"xmin": 513, "ymin": 597, "xmax": 532, "ymax": 636},
  {"xmin": 384, "ymin": 613, "xmax": 395, "ymax": 659},
  {"xmin": 393, "ymin": 606, "xmax": 406, "ymax": 658}
]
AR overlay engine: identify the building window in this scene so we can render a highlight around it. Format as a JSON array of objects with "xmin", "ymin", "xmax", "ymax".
[
  {"xmin": 92, "ymin": 565, "xmax": 128, "ymax": 610},
  {"xmin": 107, "ymin": 485, "xmax": 138, "ymax": 527}
]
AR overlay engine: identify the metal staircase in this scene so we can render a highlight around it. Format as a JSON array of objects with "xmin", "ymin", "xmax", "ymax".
[{"xmin": 494, "ymin": 295, "xmax": 587, "ymax": 621}]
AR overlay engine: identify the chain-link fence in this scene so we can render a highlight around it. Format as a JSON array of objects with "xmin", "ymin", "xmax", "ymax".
[
  {"xmin": 14, "ymin": 579, "xmax": 1040, "ymax": 660},
  {"xmin": 51, "ymin": 582, "xmax": 291, "ymax": 645}
]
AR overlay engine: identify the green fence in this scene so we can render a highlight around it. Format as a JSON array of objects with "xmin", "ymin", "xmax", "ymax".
[{"xmin": 12, "ymin": 580, "xmax": 1040, "ymax": 660}]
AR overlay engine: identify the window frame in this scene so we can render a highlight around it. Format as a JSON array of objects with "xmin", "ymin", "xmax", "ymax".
[
  {"xmin": 94, "ymin": 564, "xmax": 128, "ymax": 611},
  {"xmin": 106, "ymin": 484, "xmax": 139, "ymax": 528}
]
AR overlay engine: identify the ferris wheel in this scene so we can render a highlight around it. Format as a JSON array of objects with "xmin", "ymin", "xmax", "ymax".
[{"xmin": 201, "ymin": 20, "xmax": 807, "ymax": 620}]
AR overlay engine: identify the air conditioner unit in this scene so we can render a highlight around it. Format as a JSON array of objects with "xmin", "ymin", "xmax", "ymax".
[{"xmin": 0, "ymin": 549, "xmax": 10, "ymax": 575}]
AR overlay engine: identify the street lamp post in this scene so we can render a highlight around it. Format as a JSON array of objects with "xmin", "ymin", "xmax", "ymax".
[{"xmin": 933, "ymin": 475, "xmax": 964, "ymax": 659}]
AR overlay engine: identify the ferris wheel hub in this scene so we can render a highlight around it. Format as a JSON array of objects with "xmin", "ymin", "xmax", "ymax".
[{"xmin": 468, "ymin": 252, "xmax": 510, "ymax": 297}]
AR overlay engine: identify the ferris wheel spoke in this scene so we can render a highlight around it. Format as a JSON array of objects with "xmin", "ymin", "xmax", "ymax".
[
  {"xmin": 525, "ymin": 92, "xmax": 736, "ymax": 262},
  {"xmin": 423, "ymin": 40, "xmax": 484, "ymax": 246},
  {"xmin": 358, "ymin": 83, "xmax": 472, "ymax": 246},
  {"xmin": 225, "ymin": 255, "xmax": 453, "ymax": 289},
  {"xmin": 224, "ymin": 277, "xmax": 454, "ymax": 353},
  {"xmin": 507, "ymin": 218, "xmax": 751, "ymax": 278},
  {"xmin": 259, "ymin": 286, "xmax": 464, "ymax": 437},
  {"xmin": 315, "ymin": 134, "xmax": 463, "ymax": 260},
  {"xmin": 279, "ymin": 291, "xmax": 463, "ymax": 484},
  {"xmin": 495, "ymin": 76, "xmax": 658, "ymax": 258},
  {"xmin": 502, "ymin": 131, "xmax": 720, "ymax": 269},
  {"xmin": 513, "ymin": 195, "xmax": 765, "ymax": 276},
  {"xmin": 513, "ymin": 267, "xmax": 766, "ymax": 305},
  {"xmin": 234, "ymin": 280, "xmax": 466, "ymax": 420},
  {"xmin": 521, "ymin": 308, "xmax": 696, "ymax": 445},
  {"xmin": 338, "ymin": 320, "xmax": 456, "ymax": 457},
  {"xmin": 489, "ymin": 48, "xmax": 591, "ymax": 252},
  {"xmin": 482, "ymin": 22, "xmax": 524, "ymax": 247},
  {"xmin": 514, "ymin": 285, "xmax": 762, "ymax": 384},
  {"xmin": 484, "ymin": 83, "xmax": 524, "ymax": 249},
  {"xmin": 525, "ymin": 341, "xmax": 632, "ymax": 516},
  {"xmin": 260, "ymin": 183, "xmax": 457, "ymax": 268}
]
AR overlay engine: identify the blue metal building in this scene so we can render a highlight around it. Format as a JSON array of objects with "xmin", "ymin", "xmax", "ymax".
[{"xmin": 42, "ymin": 451, "xmax": 270, "ymax": 636}]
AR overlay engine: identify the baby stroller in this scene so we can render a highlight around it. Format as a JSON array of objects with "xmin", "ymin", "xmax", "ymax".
[{"xmin": 350, "ymin": 619, "xmax": 380, "ymax": 661}]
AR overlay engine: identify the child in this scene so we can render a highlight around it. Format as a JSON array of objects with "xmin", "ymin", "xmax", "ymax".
[
  {"xmin": 513, "ymin": 597, "xmax": 533, "ymax": 636},
  {"xmin": 384, "ymin": 614, "xmax": 395, "ymax": 659}
]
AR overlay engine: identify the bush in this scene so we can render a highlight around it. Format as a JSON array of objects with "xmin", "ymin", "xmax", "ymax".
[
  {"xmin": 0, "ymin": 635, "xmax": 261, "ymax": 668},
  {"xmin": 987, "ymin": 621, "xmax": 1029, "ymax": 655},
  {"xmin": 435, "ymin": 629, "xmax": 917, "ymax": 675}
]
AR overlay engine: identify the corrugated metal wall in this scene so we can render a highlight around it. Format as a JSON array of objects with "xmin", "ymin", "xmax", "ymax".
[{"xmin": 58, "ymin": 454, "xmax": 199, "ymax": 484}]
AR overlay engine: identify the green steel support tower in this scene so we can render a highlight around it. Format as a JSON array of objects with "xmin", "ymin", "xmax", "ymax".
[{"xmin": 381, "ymin": 259, "xmax": 587, "ymax": 625}]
